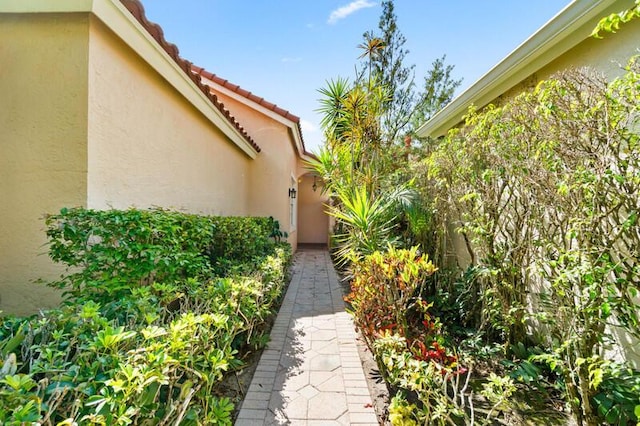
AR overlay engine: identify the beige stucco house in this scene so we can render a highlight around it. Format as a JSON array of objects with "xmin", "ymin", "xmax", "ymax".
[
  {"xmin": 417, "ymin": 0, "xmax": 639, "ymax": 139},
  {"xmin": 0, "ymin": 0, "xmax": 328, "ymax": 315},
  {"xmin": 191, "ymin": 66, "xmax": 330, "ymax": 249}
]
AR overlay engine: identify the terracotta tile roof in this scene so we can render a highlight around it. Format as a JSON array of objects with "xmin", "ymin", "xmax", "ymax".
[
  {"xmin": 192, "ymin": 65, "xmax": 301, "ymax": 123},
  {"xmin": 191, "ymin": 65, "xmax": 310, "ymax": 156},
  {"xmin": 119, "ymin": 0, "xmax": 261, "ymax": 153}
]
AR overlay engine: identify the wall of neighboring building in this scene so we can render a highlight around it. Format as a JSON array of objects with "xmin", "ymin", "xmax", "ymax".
[
  {"xmin": 211, "ymin": 92, "xmax": 300, "ymax": 249},
  {"xmin": 86, "ymin": 17, "xmax": 252, "ymax": 216},
  {"xmin": 540, "ymin": 19, "xmax": 639, "ymax": 80},
  {"xmin": 0, "ymin": 13, "xmax": 90, "ymax": 315},
  {"xmin": 435, "ymin": 20, "xmax": 640, "ymax": 367},
  {"xmin": 443, "ymin": 21, "xmax": 640, "ymax": 272},
  {"xmin": 494, "ymin": 21, "xmax": 640, "ymax": 110}
]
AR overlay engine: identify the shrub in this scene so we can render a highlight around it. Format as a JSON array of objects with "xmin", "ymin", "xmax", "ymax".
[
  {"xmin": 0, "ymin": 208, "xmax": 292, "ymax": 424},
  {"xmin": 45, "ymin": 208, "xmax": 215, "ymax": 302},
  {"xmin": 45, "ymin": 208, "xmax": 283, "ymax": 301},
  {"xmin": 424, "ymin": 59, "xmax": 640, "ymax": 425},
  {"xmin": 207, "ymin": 216, "xmax": 277, "ymax": 275},
  {"xmin": 347, "ymin": 245, "xmax": 437, "ymax": 347}
]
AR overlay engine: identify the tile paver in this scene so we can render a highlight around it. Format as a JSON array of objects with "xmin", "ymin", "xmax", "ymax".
[{"xmin": 236, "ymin": 248, "xmax": 378, "ymax": 425}]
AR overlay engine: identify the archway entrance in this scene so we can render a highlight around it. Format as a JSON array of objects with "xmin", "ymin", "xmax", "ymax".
[{"xmin": 297, "ymin": 173, "xmax": 328, "ymax": 245}]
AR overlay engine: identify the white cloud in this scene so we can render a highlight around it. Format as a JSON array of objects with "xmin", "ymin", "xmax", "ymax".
[
  {"xmin": 300, "ymin": 119, "xmax": 324, "ymax": 152},
  {"xmin": 300, "ymin": 119, "xmax": 318, "ymax": 134},
  {"xmin": 328, "ymin": 0, "xmax": 376, "ymax": 25}
]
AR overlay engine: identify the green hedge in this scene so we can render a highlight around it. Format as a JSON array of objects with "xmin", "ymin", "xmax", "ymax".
[
  {"xmin": 208, "ymin": 216, "xmax": 279, "ymax": 275},
  {"xmin": 44, "ymin": 208, "xmax": 282, "ymax": 301},
  {"xmin": 0, "ymin": 208, "xmax": 292, "ymax": 425}
]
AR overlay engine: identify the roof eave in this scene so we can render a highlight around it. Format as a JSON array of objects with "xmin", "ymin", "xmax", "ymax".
[
  {"xmin": 196, "ymin": 68, "xmax": 310, "ymax": 159},
  {"xmin": 416, "ymin": 0, "xmax": 634, "ymax": 139},
  {"xmin": 1, "ymin": 0, "xmax": 261, "ymax": 158}
]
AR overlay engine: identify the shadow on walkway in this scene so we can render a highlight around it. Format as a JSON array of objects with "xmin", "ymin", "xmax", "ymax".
[{"xmin": 235, "ymin": 248, "xmax": 378, "ymax": 426}]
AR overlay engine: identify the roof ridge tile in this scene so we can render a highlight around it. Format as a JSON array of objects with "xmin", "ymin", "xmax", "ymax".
[{"xmin": 191, "ymin": 64, "xmax": 303, "ymax": 124}]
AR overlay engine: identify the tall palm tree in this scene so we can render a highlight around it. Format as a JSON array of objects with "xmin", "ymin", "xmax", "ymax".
[
  {"xmin": 317, "ymin": 78, "xmax": 351, "ymax": 148},
  {"xmin": 357, "ymin": 35, "xmax": 385, "ymax": 84}
]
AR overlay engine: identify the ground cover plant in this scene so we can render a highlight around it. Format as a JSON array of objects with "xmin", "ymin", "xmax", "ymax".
[{"xmin": 0, "ymin": 208, "xmax": 291, "ymax": 425}]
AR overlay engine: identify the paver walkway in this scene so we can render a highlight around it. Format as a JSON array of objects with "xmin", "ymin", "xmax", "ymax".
[{"xmin": 236, "ymin": 248, "xmax": 378, "ymax": 425}]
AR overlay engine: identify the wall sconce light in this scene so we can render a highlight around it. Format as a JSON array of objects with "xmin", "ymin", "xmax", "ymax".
[
  {"xmin": 312, "ymin": 176, "xmax": 318, "ymax": 192},
  {"xmin": 288, "ymin": 188, "xmax": 297, "ymax": 199}
]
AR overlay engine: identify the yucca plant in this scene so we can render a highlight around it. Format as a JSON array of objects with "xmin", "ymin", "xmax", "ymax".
[{"xmin": 327, "ymin": 185, "xmax": 399, "ymax": 265}]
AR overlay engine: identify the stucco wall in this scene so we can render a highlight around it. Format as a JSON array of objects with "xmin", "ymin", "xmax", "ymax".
[
  {"xmin": 210, "ymin": 92, "xmax": 300, "ymax": 248},
  {"xmin": 0, "ymin": 14, "xmax": 89, "ymax": 315},
  {"xmin": 86, "ymin": 17, "xmax": 252, "ymax": 216},
  {"xmin": 540, "ymin": 19, "xmax": 639, "ymax": 80},
  {"xmin": 495, "ymin": 20, "xmax": 640, "ymax": 108}
]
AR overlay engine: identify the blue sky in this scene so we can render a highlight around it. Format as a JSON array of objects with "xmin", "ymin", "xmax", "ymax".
[{"xmin": 142, "ymin": 1, "xmax": 571, "ymax": 152}]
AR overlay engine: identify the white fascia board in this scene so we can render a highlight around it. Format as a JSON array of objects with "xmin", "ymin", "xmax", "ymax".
[
  {"xmin": 206, "ymin": 80, "xmax": 307, "ymax": 157},
  {"xmin": 93, "ymin": 0, "xmax": 258, "ymax": 158},
  {"xmin": 416, "ymin": 0, "xmax": 634, "ymax": 139},
  {"xmin": 289, "ymin": 121, "xmax": 306, "ymax": 158},
  {"xmin": 2, "ymin": 0, "xmax": 258, "ymax": 159},
  {"xmin": 300, "ymin": 153, "xmax": 317, "ymax": 165}
]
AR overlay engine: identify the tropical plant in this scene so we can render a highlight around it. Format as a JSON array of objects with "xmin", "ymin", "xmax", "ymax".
[
  {"xmin": 425, "ymin": 60, "xmax": 640, "ymax": 425},
  {"xmin": 317, "ymin": 78, "xmax": 352, "ymax": 148},
  {"xmin": 592, "ymin": 0, "xmax": 640, "ymax": 38},
  {"xmin": 347, "ymin": 247, "xmax": 472, "ymax": 425},
  {"xmin": 329, "ymin": 187, "xmax": 395, "ymax": 263},
  {"xmin": 358, "ymin": 35, "xmax": 386, "ymax": 83},
  {"xmin": 411, "ymin": 55, "xmax": 462, "ymax": 130},
  {"xmin": 0, "ymin": 208, "xmax": 292, "ymax": 424},
  {"xmin": 326, "ymin": 184, "xmax": 422, "ymax": 264},
  {"xmin": 313, "ymin": 1, "xmax": 462, "ymax": 268},
  {"xmin": 347, "ymin": 245, "xmax": 437, "ymax": 345}
]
